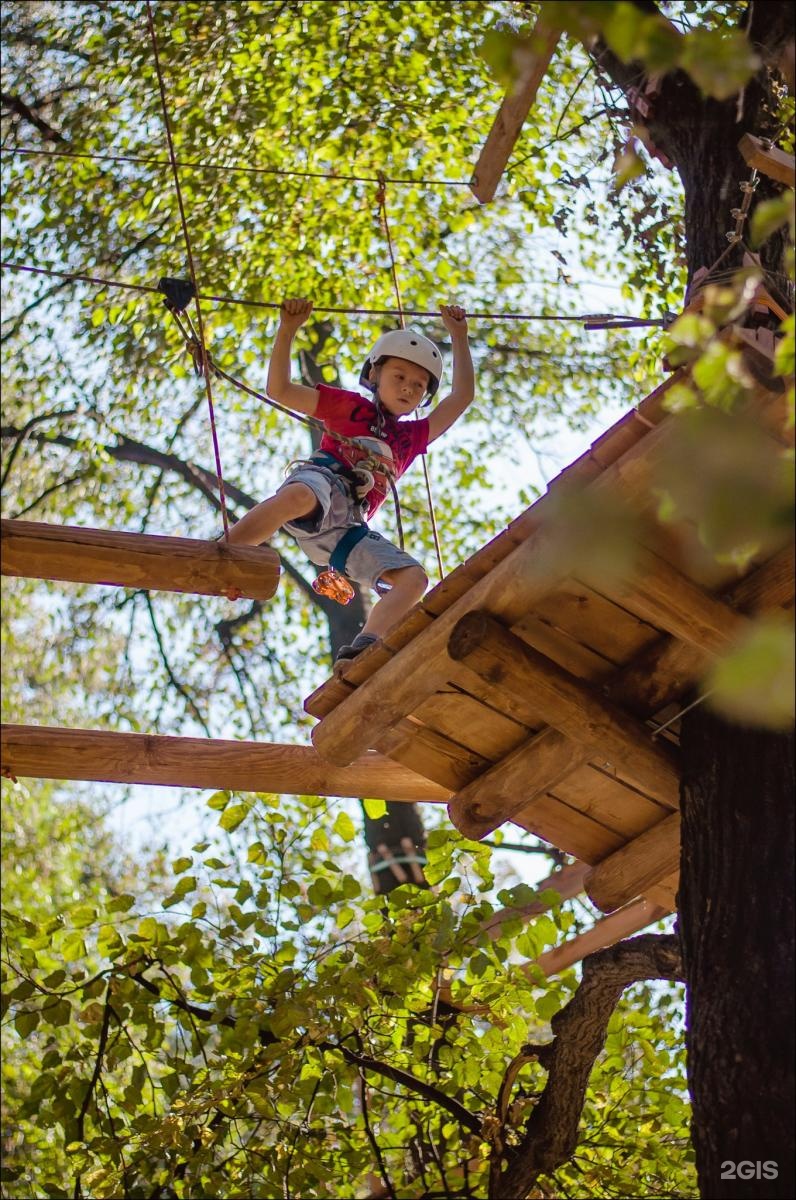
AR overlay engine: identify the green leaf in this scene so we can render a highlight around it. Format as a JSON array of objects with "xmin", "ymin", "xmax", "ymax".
[
  {"xmin": 336, "ymin": 905, "xmax": 355, "ymax": 930},
  {"xmin": 332, "ymin": 811, "xmax": 356, "ymax": 842},
  {"xmin": 706, "ymin": 617, "xmax": 795, "ymax": 730},
  {"xmin": 171, "ymin": 857, "xmax": 193, "ymax": 874},
  {"xmin": 536, "ymin": 990, "xmax": 562, "ymax": 1022},
  {"xmin": 206, "ymin": 791, "xmax": 230, "ymax": 811},
  {"xmin": 218, "ymin": 803, "xmax": 250, "ymax": 833},
  {"xmin": 71, "ymin": 905, "xmax": 97, "ymax": 929},
  {"xmin": 14, "ymin": 1009, "xmax": 40, "ymax": 1037},
  {"xmin": 750, "ymin": 193, "xmax": 795, "ymax": 250},
  {"xmin": 362, "ymin": 797, "xmax": 387, "ymax": 819},
  {"xmin": 680, "ymin": 28, "xmax": 759, "ymax": 100},
  {"xmin": 310, "ymin": 827, "xmax": 330, "ymax": 852}
]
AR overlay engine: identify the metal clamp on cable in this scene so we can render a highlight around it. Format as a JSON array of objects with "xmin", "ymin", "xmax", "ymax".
[{"xmin": 158, "ymin": 276, "xmax": 195, "ymax": 314}]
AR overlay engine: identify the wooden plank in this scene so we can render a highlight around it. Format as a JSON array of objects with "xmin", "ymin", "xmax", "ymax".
[
  {"xmin": 509, "ymin": 611, "xmax": 619, "ymax": 681},
  {"xmin": 0, "ymin": 724, "xmax": 451, "ymax": 802},
  {"xmin": 534, "ymin": 898, "xmax": 671, "ymax": 976},
  {"xmin": 551, "ymin": 763, "xmax": 672, "ymax": 838},
  {"xmin": 310, "ymin": 524, "xmax": 574, "ymax": 765},
  {"xmin": 445, "ymin": 612, "xmax": 679, "ymax": 837},
  {"xmin": 605, "ymin": 543, "xmax": 794, "ymax": 720},
  {"xmin": 584, "ymin": 813, "xmax": 682, "ymax": 913},
  {"xmin": 453, "ymin": 543, "xmax": 792, "ymax": 839},
  {"xmin": 579, "ymin": 546, "xmax": 748, "ymax": 656},
  {"xmin": 374, "ymin": 721, "xmax": 489, "ymax": 792},
  {"xmin": 738, "ymin": 132, "xmax": 795, "ymax": 187},
  {"xmin": 470, "ymin": 20, "xmax": 561, "ymax": 203},
  {"xmin": 645, "ymin": 870, "xmax": 680, "ymax": 911},
  {"xmin": 523, "ymin": 579, "xmax": 662, "ymax": 667},
  {"xmin": 411, "ymin": 690, "xmax": 531, "ymax": 762},
  {"xmin": 514, "ymin": 792, "xmax": 626, "ymax": 862},
  {"xmin": 1, "ymin": 519, "xmax": 280, "ymax": 602}
]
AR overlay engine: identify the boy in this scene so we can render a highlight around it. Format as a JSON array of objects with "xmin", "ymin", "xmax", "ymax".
[{"xmin": 227, "ymin": 298, "xmax": 474, "ymax": 662}]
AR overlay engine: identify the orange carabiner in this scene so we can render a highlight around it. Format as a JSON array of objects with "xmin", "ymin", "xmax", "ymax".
[{"xmin": 312, "ymin": 569, "xmax": 356, "ymax": 605}]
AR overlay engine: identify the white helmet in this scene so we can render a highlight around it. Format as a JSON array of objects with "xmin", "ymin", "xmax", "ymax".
[{"xmin": 359, "ymin": 328, "xmax": 443, "ymax": 399}]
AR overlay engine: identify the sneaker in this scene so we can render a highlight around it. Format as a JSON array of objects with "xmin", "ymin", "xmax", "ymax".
[{"xmin": 334, "ymin": 633, "xmax": 378, "ymax": 664}]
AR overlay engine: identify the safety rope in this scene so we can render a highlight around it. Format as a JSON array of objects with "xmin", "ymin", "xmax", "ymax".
[
  {"xmin": 2, "ymin": 143, "xmax": 472, "ymax": 189},
  {"xmin": 144, "ymin": 0, "xmax": 231, "ymax": 539},
  {"xmin": 0, "ymin": 262, "xmax": 666, "ymax": 327},
  {"xmin": 377, "ymin": 173, "xmax": 445, "ymax": 580}
]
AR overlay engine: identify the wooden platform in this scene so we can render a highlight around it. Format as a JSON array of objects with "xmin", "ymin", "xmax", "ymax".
[
  {"xmin": 306, "ymin": 326, "xmax": 794, "ymax": 914},
  {"xmin": 1, "ymin": 520, "xmax": 280, "ymax": 601}
]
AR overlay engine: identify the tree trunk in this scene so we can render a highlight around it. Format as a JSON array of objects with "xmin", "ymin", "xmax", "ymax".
[{"xmin": 679, "ymin": 706, "xmax": 795, "ymax": 1198}]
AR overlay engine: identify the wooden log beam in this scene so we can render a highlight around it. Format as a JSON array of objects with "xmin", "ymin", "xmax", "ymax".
[
  {"xmin": 0, "ymin": 725, "xmax": 451, "ymax": 803},
  {"xmin": 470, "ymin": 20, "xmax": 561, "ymax": 203},
  {"xmin": 534, "ymin": 897, "xmax": 672, "ymax": 976},
  {"xmin": 579, "ymin": 546, "xmax": 748, "ymax": 657},
  {"xmin": 584, "ymin": 812, "xmax": 681, "ymax": 913},
  {"xmin": 1, "ymin": 519, "xmax": 280, "ymax": 602},
  {"xmin": 445, "ymin": 611, "xmax": 679, "ymax": 838},
  {"xmin": 738, "ymin": 132, "xmax": 795, "ymax": 188}
]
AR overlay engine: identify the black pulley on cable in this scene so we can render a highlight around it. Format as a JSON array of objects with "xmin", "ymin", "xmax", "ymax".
[{"xmin": 158, "ymin": 277, "xmax": 195, "ymax": 314}]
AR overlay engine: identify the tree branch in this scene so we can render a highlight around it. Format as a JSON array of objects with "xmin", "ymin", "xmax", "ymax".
[
  {"xmin": 492, "ymin": 933, "xmax": 684, "ymax": 1199},
  {"xmin": 1, "ymin": 89, "xmax": 67, "ymax": 142},
  {"xmin": 127, "ymin": 964, "xmax": 482, "ymax": 1136},
  {"xmin": 73, "ymin": 984, "xmax": 114, "ymax": 1200}
]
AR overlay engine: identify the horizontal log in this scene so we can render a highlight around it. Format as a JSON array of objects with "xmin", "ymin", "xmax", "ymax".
[
  {"xmin": 470, "ymin": 20, "xmax": 561, "ymax": 203},
  {"xmin": 1, "ymin": 519, "xmax": 280, "ymax": 601},
  {"xmin": 446, "ymin": 612, "xmax": 679, "ymax": 838},
  {"xmin": 584, "ymin": 812, "xmax": 681, "ymax": 913},
  {"xmin": 534, "ymin": 897, "xmax": 672, "ymax": 976},
  {"xmin": 0, "ymin": 725, "xmax": 451, "ymax": 802},
  {"xmin": 738, "ymin": 132, "xmax": 795, "ymax": 187},
  {"xmin": 579, "ymin": 546, "xmax": 747, "ymax": 657}
]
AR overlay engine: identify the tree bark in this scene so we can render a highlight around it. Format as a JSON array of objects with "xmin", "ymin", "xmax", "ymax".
[
  {"xmin": 680, "ymin": 706, "xmax": 795, "ymax": 1198},
  {"xmin": 588, "ymin": 8, "xmax": 795, "ymax": 1197}
]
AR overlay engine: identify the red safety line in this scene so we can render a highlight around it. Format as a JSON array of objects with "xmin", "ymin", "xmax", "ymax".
[
  {"xmin": 144, "ymin": 0, "xmax": 231, "ymax": 539},
  {"xmin": 377, "ymin": 175, "xmax": 445, "ymax": 581}
]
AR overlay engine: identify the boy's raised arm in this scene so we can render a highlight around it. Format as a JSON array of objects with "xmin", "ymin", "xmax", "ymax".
[
  {"xmin": 426, "ymin": 305, "xmax": 475, "ymax": 444},
  {"xmin": 266, "ymin": 298, "xmax": 320, "ymax": 415}
]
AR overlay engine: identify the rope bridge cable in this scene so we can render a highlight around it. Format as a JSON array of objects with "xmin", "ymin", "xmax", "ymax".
[
  {"xmin": 0, "ymin": 262, "xmax": 668, "ymax": 326},
  {"xmin": 144, "ymin": 0, "xmax": 231, "ymax": 539},
  {"xmin": 1, "ymin": 144, "xmax": 473, "ymax": 189},
  {"xmin": 377, "ymin": 172, "xmax": 445, "ymax": 581}
]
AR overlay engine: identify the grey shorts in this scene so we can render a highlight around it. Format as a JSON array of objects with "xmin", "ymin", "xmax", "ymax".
[{"xmin": 278, "ymin": 464, "xmax": 425, "ymax": 591}]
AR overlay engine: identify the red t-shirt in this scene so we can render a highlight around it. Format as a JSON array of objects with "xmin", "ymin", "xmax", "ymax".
[{"xmin": 315, "ymin": 385, "xmax": 430, "ymax": 518}]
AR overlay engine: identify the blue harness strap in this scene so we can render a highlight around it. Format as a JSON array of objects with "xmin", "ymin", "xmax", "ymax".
[{"xmin": 330, "ymin": 524, "xmax": 370, "ymax": 575}]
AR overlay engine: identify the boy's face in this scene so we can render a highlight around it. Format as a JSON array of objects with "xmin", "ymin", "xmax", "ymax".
[{"xmin": 369, "ymin": 356, "xmax": 431, "ymax": 415}]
